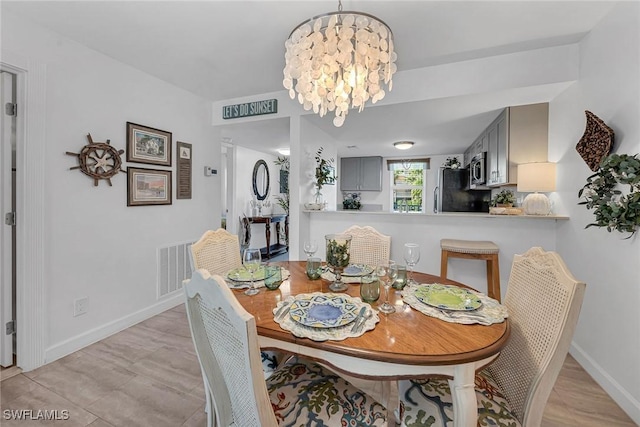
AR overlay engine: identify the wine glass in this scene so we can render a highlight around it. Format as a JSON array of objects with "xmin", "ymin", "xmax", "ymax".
[
  {"xmin": 303, "ymin": 240, "xmax": 318, "ymax": 258},
  {"xmin": 243, "ymin": 248, "xmax": 261, "ymax": 296},
  {"xmin": 403, "ymin": 243, "xmax": 420, "ymax": 285},
  {"xmin": 376, "ymin": 260, "xmax": 396, "ymax": 314}
]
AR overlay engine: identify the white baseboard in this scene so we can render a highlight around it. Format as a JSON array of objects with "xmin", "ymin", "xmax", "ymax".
[
  {"xmin": 570, "ymin": 342, "xmax": 640, "ymax": 424},
  {"xmin": 43, "ymin": 292, "xmax": 184, "ymax": 366}
]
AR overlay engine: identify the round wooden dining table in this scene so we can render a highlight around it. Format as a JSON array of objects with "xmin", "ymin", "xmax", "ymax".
[{"xmin": 233, "ymin": 261, "xmax": 510, "ymax": 427}]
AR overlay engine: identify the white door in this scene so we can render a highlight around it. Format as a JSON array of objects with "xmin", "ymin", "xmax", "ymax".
[{"xmin": 1, "ymin": 71, "xmax": 16, "ymax": 367}]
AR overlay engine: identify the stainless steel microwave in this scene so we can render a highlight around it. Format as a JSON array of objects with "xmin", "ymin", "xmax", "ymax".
[{"xmin": 470, "ymin": 152, "xmax": 486, "ymax": 186}]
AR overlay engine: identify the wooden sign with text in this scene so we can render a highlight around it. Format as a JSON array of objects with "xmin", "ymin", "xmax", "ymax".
[
  {"xmin": 222, "ymin": 99, "xmax": 278, "ymax": 119},
  {"xmin": 176, "ymin": 141, "xmax": 192, "ymax": 199}
]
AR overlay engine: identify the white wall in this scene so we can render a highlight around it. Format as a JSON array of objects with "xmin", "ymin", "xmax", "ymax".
[
  {"xmin": 548, "ymin": 2, "xmax": 640, "ymax": 421},
  {"xmin": 233, "ymin": 145, "xmax": 281, "ymax": 249},
  {"xmin": 2, "ymin": 11, "xmax": 220, "ymax": 364}
]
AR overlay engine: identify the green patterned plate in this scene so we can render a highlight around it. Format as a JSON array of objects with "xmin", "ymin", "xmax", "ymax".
[
  {"xmin": 414, "ymin": 284, "xmax": 482, "ymax": 311},
  {"xmin": 226, "ymin": 266, "xmax": 270, "ymax": 282}
]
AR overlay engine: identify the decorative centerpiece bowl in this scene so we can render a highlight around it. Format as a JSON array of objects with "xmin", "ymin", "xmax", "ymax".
[{"xmin": 325, "ymin": 234, "xmax": 352, "ymax": 292}]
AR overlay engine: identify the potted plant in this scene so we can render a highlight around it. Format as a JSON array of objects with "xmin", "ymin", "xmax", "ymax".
[
  {"xmin": 342, "ymin": 192, "xmax": 362, "ymax": 210},
  {"xmin": 443, "ymin": 156, "xmax": 462, "ymax": 169},
  {"xmin": 490, "ymin": 189, "xmax": 515, "ymax": 207},
  {"xmin": 312, "ymin": 147, "xmax": 335, "ymax": 206}
]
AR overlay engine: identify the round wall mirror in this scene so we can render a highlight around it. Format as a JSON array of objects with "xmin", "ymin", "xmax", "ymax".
[{"xmin": 252, "ymin": 160, "xmax": 270, "ymax": 201}]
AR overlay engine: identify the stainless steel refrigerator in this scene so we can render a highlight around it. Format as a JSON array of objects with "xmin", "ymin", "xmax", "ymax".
[{"xmin": 434, "ymin": 167, "xmax": 491, "ymax": 213}]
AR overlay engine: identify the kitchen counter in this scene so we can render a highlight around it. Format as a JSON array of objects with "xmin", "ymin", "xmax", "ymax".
[
  {"xmin": 302, "ymin": 209, "xmax": 569, "ymax": 220},
  {"xmin": 302, "ymin": 209, "xmax": 568, "ymax": 300}
]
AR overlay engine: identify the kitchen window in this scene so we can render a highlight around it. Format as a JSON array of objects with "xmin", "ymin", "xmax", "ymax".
[{"xmin": 388, "ymin": 159, "xmax": 429, "ymax": 212}]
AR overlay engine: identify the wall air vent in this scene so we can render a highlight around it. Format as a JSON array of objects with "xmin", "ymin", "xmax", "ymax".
[{"xmin": 157, "ymin": 241, "xmax": 195, "ymax": 299}]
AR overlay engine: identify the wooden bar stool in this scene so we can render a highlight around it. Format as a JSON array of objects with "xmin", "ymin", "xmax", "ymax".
[{"xmin": 440, "ymin": 239, "xmax": 501, "ymax": 301}]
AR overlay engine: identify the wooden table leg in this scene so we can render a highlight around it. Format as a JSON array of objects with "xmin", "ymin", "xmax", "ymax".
[
  {"xmin": 275, "ymin": 221, "xmax": 281, "ymax": 246},
  {"xmin": 264, "ymin": 220, "xmax": 271, "ymax": 259}
]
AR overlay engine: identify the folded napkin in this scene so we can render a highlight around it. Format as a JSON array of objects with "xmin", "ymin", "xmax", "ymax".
[
  {"xmin": 320, "ymin": 271, "xmax": 364, "ymax": 284},
  {"xmin": 226, "ymin": 268, "xmax": 290, "ymax": 289},
  {"xmin": 401, "ymin": 283, "xmax": 508, "ymax": 325},
  {"xmin": 273, "ymin": 293, "xmax": 379, "ymax": 341}
]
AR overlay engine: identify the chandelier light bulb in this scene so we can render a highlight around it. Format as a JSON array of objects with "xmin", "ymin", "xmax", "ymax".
[{"xmin": 283, "ymin": 2, "xmax": 396, "ymax": 127}]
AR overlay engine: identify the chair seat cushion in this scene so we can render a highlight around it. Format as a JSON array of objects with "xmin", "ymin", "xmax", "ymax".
[
  {"xmin": 261, "ymin": 350, "xmax": 282, "ymax": 376},
  {"xmin": 267, "ymin": 357, "xmax": 387, "ymax": 426},
  {"xmin": 399, "ymin": 370, "xmax": 521, "ymax": 427},
  {"xmin": 440, "ymin": 239, "xmax": 499, "ymax": 254}
]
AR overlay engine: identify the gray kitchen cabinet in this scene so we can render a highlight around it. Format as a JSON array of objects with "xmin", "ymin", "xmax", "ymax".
[
  {"xmin": 340, "ymin": 156, "xmax": 383, "ymax": 191},
  {"xmin": 485, "ymin": 103, "xmax": 549, "ymax": 186}
]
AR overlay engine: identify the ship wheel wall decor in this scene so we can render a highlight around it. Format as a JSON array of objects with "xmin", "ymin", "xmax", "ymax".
[{"xmin": 66, "ymin": 133, "xmax": 126, "ymax": 186}]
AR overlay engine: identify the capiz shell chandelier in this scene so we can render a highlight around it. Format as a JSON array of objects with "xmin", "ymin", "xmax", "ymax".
[{"xmin": 283, "ymin": 1, "xmax": 397, "ymax": 127}]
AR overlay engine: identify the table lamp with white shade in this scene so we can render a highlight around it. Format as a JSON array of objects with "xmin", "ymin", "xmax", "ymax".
[{"xmin": 517, "ymin": 162, "xmax": 556, "ymax": 215}]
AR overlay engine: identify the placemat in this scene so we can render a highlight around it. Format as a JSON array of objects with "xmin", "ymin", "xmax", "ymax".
[
  {"xmin": 227, "ymin": 268, "xmax": 290, "ymax": 289},
  {"xmin": 401, "ymin": 283, "xmax": 508, "ymax": 325},
  {"xmin": 273, "ymin": 292, "xmax": 379, "ymax": 341}
]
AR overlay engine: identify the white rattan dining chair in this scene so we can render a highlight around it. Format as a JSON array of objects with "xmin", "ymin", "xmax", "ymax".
[
  {"xmin": 191, "ymin": 229, "xmax": 242, "ymax": 276},
  {"xmin": 341, "ymin": 225, "xmax": 391, "ymax": 266},
  {"xmin": 184, "ymin": 269, "xmax": 388, "ymax": 427},
  {"xmin": 399, "ymin": 247, "xmax": 586, "ymax": 427},
  {"xmin": 191, "ymin": 228, "xmax": 281, "ymax": 375}
]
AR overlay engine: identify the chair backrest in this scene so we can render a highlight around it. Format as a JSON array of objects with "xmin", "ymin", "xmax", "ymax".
[
  {"xmin": 487, "ymin": 247, "xmax": 586, "ymax": 427},
  {"xmin": 341, "ymin": 225, "xmax": 391, "ymax": 266},
  {"xmin": 184, "ymin": 269, "xmax": 278, "ymax": 427},
  {"xmin": 238, "ymin": 215, "xmax": 252, "ymax": 253},
  {"xmin": 191, "ymin": 229, "xmax": 242, "ymax": 276}
]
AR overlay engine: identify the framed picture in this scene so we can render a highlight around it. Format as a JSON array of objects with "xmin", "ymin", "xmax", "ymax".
[
  {"xmin": 126, "ymin": 122, "xmax": 172, "ymax": 166},
  {"xmin": 325, "ymin": 166, "xmax": 336, "ymax": 185},
  {"xmin": 127, "ymin": 167, "xmax": 172, "ymax": 206}
]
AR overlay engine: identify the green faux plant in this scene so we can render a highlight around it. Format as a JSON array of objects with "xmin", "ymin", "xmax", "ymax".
[
  {"xmin": 578, "ymin": 153, "xmax": 640, "ymax": 238},
  {"xmin": 443, "ymin": 156, "xmax": 461, "ymax": 169},
  {"xmin": 490, "ymin": 189, "xmax": 515, "ymax": 207},
  {"xmin": 326, "ymin": 239, "xmax": 350, "ymax": 268},
  {"xmin": 314, "ymin": 147, "xmax": 336, "ymax": 190},
  {"xmin": 342, "ymin": 192, "xmax": 362, "ymax": 210},
  {"xmin": 274, "ymin": 156, "xmax": 290, "ymax": 214}
]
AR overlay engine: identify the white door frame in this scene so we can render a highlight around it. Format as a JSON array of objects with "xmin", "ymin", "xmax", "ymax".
[
  {"xmin": 1, "ymin": 71, "xmax": 14, "ymax": 366},
  {"xmin": 1, "ymin": 51, "xmax": 47, "ymax": 371}
]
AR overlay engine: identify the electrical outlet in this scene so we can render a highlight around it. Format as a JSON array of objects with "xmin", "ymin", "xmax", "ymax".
[{"xmin": 74, "ymin": 297, "xmax": 88, "ymax": 317}]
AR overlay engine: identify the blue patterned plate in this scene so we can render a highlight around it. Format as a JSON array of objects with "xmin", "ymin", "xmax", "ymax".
[
  {"xmin": 414, "ymin": 284, "xmax": 482, "ymax": 311},
  {"xmin": 342, "ymin": 264, "xmax": 374, "ymax": 277},
  {"xmin": 289, "ymin": 294, "xmax": 359, "ymax": 328}
]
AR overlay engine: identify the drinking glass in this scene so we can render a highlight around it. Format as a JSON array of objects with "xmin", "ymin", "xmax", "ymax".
[
  {"xmin": 403, "ymin": 243, "xmax": 420, "ymax": 285},
  {"xmin": 393, "ymin": 265, "xmax": 407, "ymax": 290},
  {"xmin": 264, "ymin": 265, "xmax": 283, "ymax": 290},
  {"xmin": 303, "ymin": 240, "xmax": 318, "ymax": 258},
  {"xmin": 306, "ymin": 257, "xmax": 322, "ymax": 280},
  {"xmin": 376, "ymin": 260, "xmax": 396, "ymax": 314},
  {"xmin": 360, "ymin": 274, "xmax": 380, "ymax": 303},
  {"xmin": 243, "ymin": 248, "xmax": 261, "ymax": 296}
]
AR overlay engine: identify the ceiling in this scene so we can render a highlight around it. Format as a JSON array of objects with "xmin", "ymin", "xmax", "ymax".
[{"xmin": 4, "ymin": 1, "xmax": 616, "ymax": 157}]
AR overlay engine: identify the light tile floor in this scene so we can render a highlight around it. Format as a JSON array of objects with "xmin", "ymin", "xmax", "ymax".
[{"xmin": 1, "ymin": 303, "xmax": 636, "ymax": 427}]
